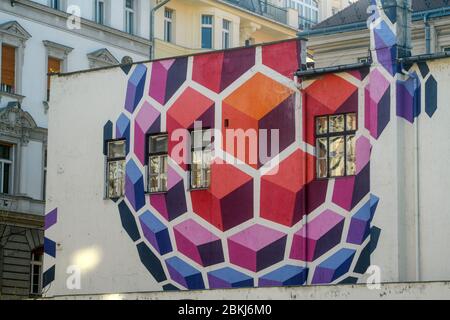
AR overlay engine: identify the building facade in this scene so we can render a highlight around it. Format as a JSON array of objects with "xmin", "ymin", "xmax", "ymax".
[
  {"xmin": 302, "ymin": 0, "xmax": 450, "ymax": 68},
  {"xmin": 151, "ymin": 0, "xmax": 299, "ymax": 59},
  {"xmin": 0, "ymin": 0, "xmax": 152, "ymax": 299},
  {"xmin": 281, "ymin": 0, "xmax": 352, "ymax": 30},
  {"xmin": 43, "ymin": 0, "xmax": 450, "ymax": 297}
]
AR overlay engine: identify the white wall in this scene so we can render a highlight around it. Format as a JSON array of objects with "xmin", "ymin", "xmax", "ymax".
[{"xmin": 45, "ymin": 67, "xmax": 162, "ymax": 295}]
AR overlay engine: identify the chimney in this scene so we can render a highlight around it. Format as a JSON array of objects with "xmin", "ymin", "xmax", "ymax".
[{"xmin": 370, "ymin": 0, "xmax": 412, "ymax": 74}]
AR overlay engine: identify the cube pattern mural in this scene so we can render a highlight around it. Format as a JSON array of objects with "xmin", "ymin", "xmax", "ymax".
[
  {"xmin": 99, "ymin": 39, "xmax": 385, "ymax": 291},
  {"xmin": 87, "ymin": 4, "xmax": 440, "ymax": 290}
]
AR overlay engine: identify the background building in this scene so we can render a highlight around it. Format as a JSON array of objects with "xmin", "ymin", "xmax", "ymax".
[
  {"xmin": 278, "ymin": 0, "xmax": 353, "ymax": 30},
  {"xmin": 151, "ymin": 0, "xmax": 299, "ymax": 59},
  {"xmin": 302, "ymin": 0, "xmax": 450, "ymax": 68},
  {"xmin": 42, "ymin": 0, "xmax": 450, "ymax": 298},
  {"xmin": 0, "ymin": 0, "xmax": 151, "ymax": 300}
]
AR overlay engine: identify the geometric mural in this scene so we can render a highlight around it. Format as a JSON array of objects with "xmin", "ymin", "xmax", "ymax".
[
  {"xmin": 102, "ymin": 38, "xmax": 388, "ymax": 291},
  {"xmin": 86, "ymin": 1, "xmax": 441, "ymax": 292},
  {"xmin": 97, "ymin": 37, "xmax": 392, "ymax": 291}
]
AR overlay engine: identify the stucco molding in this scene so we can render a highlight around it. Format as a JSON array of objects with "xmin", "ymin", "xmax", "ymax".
[
  {"xmin": 43, "ymin": 40, "xmax": 74, "ymax": 61},
  {"xmin": 0, "ymin": 20, "xmax": 32, "ymax": 42},
  {"xmin": 0, "ymin": 104, "xmax": 39, "ymax": 145},
  {"xmin": 87, "ymin": 48, "xmax": 119, "ymax": 68}
]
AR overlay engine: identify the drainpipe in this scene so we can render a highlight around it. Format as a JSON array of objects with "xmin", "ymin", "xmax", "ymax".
[
  {"xmin": 424, "ymin": 13, "xmax": 431, "ymax": 54},
  {"xmin": 400, "ymin": 63, "xmax": 421, "ymax": 282},
  {"xmin": 150, "ymin": 0, "xmax": 171, "ymax": 59}
]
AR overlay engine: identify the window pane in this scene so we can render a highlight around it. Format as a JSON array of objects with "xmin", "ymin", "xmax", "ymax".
[
  {"xmin": 149, "ymin": 155, "xmax": 168, "ymax": 193},
  {"xmin": 316, "ymin": 116, "xmax": 328, "ymax": 135},
  {"xmin": 202, "ymin": 27, "xmax": 212, "ymax": 49},
  {"xmin": 346, "ymin": 135, "xmax": 356, "ymax": 176},
  {"xmin": 149, "ymin": 135, "xmax": 168, "ymax": 154},
  {"xmin": 202, "ymin": 15, "xmax": 212, "ymax": 25},
  {"xmin": 329, "ymin": 136, "xmax": 345, "ymax": 177},
  {"xmin": 347, "ymin": 113, "xmax": 357, "ymax": 131},
  {"xmin": 3, "ymin": 163, "xmax": 9, "ymax": 194},
  {"xmin": 150, "ymin": 156, "xmax": 160, "ymax": 174},
  {"xmin": 108, "ymin": 140, "xmax": 126, "ymax": 159},
  {"xmin": 108, "ymin": 160, "xmax": 125, "ymax": 198},
  {"xmin": 316, "ymin": 138, "xmax": 327, "ymax": 178},
  {"xmin": 191, "ymin": 130, "xmax": 212, "ymax": 150},
  {"xmin": 0, "ymin": 145, "xmax": 10, "ymax": 160},
  {"xmin": 329, "ymin": 115, "xmax": 345, "ymax": 133}
]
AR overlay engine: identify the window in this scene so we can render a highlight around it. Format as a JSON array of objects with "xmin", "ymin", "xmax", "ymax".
[
  {"xmin": 30, "ymin": 247, "xmax": 43, "ymax": 296},
  {"xmin": 190, "ymin": 129, "xmax": 212, "ymax": 190},
  {"xmin": 125, "ymin": 0, "xmax": 135, "ymax": 34},
  {"xmin": 443, "ymin": 46, "xmax": 450, "ymax": 53},
  {"xmin": 164, "ymin": 8, "xmax": 174, "ymax": 43},
  {"xmin": 358, "ymin": 57, "xmax": 369, "ymax": 63},
  {"xmin": 43, "ymin": 148, "xmax": 47, "ymax": 200},
  {"xmin": 201, "ymin": 15, "xmax": 213, "ymax": 49},
  {"xmin": 315, "ymin": 113, "xmax": 357, "ymax": 179},
  {"xmin": 148, "ymin": 134, "xmax": 168, "ymax": 193},
  {"xmin": 106, "ymin": 140, "xmax": 126, "ymax": 199},
  {"xmin": 95, "ymin": 0, "xmax": 105, "ymax": 25},
  {"xmin": 49, "ymin": 0, "xmax": 61, "ymax": 10},
  {"xmin": 0, "ymin": 144, "xmax": 13, "ymax": 194},
  {"xmin": 1, "ymin": 44, "xmax": 16, "ymax": 94},
  {"xmin": 47, "ymin": 57, "xmax": 61, "ymax": 101},
  {"xmin": 222, "ymin": 19, "xmax": 231, "ymax": 49}
]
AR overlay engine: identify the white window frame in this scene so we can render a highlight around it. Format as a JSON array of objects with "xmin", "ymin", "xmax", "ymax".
[
  {"xmin": 43, "ymin": 40, "xmax": 73, "ymax": 102},
  {"xmin": 147, "ymin": 134, "xmax": 168, "ymax": 194},
  {"xmin": 95, "ymin": 0, "xmax": 106, "ymax": 25},
  {"xmin": 164, "ymin": 8, "xmax": 174, "ymax": 43},
  {"xmin": 0, "ymin": 21, "xmax": 31, "ymax": 97},
  {"xmin": 125, "ymin": 0, "xmax": 136, "ymax": 35},
  {"xmin": 48, "ymin": 0, "xmax": 66, "ymax": 11},
  {"xmin": 222, "ymin": 19, "xmax": 231, "ymax": 49},
  {"xmin": 30, "ymin": 249, "xmax": 43, "ymax": 296},
  {"xmin": 106, "ymin": 140, "xmax": 126, "ymax": 199},
  {"xmin": 0, "ymin": 43, "xmax": 17, "ymax": 95},
  {"xmin": 358, "ymin": 57, "xmax": 369, "ymax": 63},
  {"xmin": 0, "ymin": 143, "xmax": 14, "ymax": 195},
  {"xmin": 201, "ymin": 15, "xmax": 214, "ymax": 49},
  {"xmin": 189, "ymin": 129, "xmax": 212, "ymax": 190}
]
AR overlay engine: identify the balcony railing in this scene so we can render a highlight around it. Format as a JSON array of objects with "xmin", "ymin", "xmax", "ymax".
[
  {"xmin": 222, "ymin": 0, "xmax": 288, "ymax": 25},
  {"xmin": 299, "ymin": 16, "xmax": 318, "ymax": 31}
]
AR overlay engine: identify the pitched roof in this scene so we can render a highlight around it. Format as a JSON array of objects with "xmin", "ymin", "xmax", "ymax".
[{"xmin": 312, "ymin": 0, "xmax": 450, "ymax": 30}]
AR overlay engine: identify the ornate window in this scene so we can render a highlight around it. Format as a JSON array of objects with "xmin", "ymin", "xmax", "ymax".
[
  {"xmin": 315, "ymin": 113, "xmax": 357, "ymax": 179},
  {"xmin": 43, "ymin": 40, "xmax": 73, "ymax": 102},
  {"xmin": 0, "ymin": 21, "xmax": 31, "ymax": 96}
]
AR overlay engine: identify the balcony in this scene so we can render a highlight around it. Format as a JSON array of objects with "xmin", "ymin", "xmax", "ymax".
[{"xmin": 221, "ymin": 0, "xmax": 289, "ymax": 25}]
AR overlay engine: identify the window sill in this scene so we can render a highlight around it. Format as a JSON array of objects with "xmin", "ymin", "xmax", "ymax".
[
  {"xmin": 315, "ymin": 174, "xmax": 357, "ymax": 181},
  {"xmin": 188, "ymin": 187, "xmax": 210, "ymax": 192},
  {"xmin": 0, "ymin": 90, "xmax": 25, "ymax": 103},
  {"xmin": 146, "ymin": 191, "xmax": 168, "ymax": 195}
]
